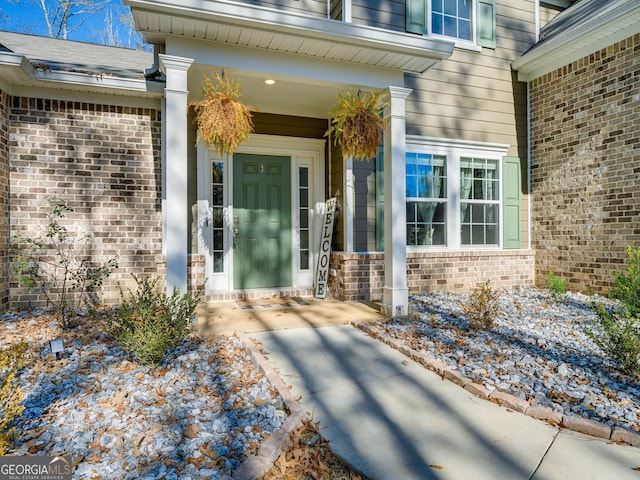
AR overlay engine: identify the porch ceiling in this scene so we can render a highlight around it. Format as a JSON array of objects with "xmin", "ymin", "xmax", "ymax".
[
  {"xmin": 125, "ymin": 0, "xmax": 454, "ymax": 75},
  {"xmin": 187, "ymin": 63, "xmax": 354, "ymax": 118}
]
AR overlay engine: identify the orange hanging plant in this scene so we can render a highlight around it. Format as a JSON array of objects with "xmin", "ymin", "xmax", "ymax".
[
  {"xmin": 326, "ymin": 89, "xmax": 387, "ymax": 160},
  {"xmin": 189, "ymin": 72, "xmax": 255, "ymax": 156}
]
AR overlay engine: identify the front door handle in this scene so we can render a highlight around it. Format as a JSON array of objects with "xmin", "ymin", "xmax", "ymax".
[{"xmin": 233, "ymin": 228, "xmax": 239, "ymax": 236}]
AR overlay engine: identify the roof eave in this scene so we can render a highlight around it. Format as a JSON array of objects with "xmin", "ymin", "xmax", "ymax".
[
  {"xmin": 126, "ymin": 0, "xmax": 454, "ymax": 74},
  {"xmin": 0, "ymin": 51, "xmax": 165, "ymax": 98},
  {"xmin": 513, "ymin": 1, "xmax": 640, "ymax": 82}
]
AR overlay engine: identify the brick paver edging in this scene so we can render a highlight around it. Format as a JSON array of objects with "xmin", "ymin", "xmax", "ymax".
[
  {"xmin": 354, "ymin": 322, "xmax": 640, "ymax": 449},
  {"xmin": 221, "ymin": 332, "xmax": 309, "ymax": 480}
]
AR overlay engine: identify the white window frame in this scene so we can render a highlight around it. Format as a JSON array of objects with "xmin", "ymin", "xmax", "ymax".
[
  {"xmin": 430, "ymin": 0, "xmax": 482, "ymax": 51},
  {"xmin": 406, "ymin": 135, "xmax": 509, "ymax": 252}
]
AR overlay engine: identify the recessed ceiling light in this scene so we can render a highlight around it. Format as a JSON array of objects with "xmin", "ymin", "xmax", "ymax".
[{"xmin": 264, "ymin": 79, "xmax": 276, "ymax": 85}]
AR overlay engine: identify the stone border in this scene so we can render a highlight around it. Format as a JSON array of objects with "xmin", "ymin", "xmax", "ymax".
[
  {"xmin": 355, "ymin": 322, "xmax": 640, "ymax": 449},
  {"xmin": 221, "ymin": 332, "xmax": 309, "ymax": 480}
]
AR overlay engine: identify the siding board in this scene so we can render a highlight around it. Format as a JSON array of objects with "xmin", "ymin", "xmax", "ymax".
[
  {"xmin": 352, "ymin": 0, "xmax": 405, "ymax": 32},
  {"xmin": 236, "ymin": 0, "xmax": 327, "ymax": 17}
]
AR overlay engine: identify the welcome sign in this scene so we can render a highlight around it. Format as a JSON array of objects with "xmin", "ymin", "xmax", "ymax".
[{"xmin": 315, "ymin": 197, "xmax": 337, "ymax": 298}]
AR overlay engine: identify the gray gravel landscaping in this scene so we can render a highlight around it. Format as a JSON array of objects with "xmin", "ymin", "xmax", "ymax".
[
  {"xmin": 376, "ymin": 287, "xmax": 639, "ymax": 432},
  {"xmin": 1, "ymin": 309, "xmax": 288, "ymax": 480}
]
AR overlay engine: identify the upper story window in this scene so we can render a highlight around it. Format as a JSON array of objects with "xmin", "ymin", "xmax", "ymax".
[
  {"xmin": 432, "ymin": 0, "xmax": 472, "ymax": 41},
  {"xmin": 407, "ymin": 0, "xmax": 496, "ymax": 49}
]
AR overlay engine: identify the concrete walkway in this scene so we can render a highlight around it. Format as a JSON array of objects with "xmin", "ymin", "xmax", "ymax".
[
  {"xmin": 194, "ymin": 298, "xmax": 382, "ymax": 336},
  {"xmin": 250, "ymin": 324, "xmax": 640, "ymax": 480}
]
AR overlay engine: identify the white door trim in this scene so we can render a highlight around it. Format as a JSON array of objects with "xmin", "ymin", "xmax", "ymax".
[{"xmin": 197, "ymin": 134, "xmax": 326, "ymax": 294}]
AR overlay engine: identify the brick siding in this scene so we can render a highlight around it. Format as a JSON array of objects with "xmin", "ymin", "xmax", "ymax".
[
  {"xmin": 329, "ymin": 250, "xmax": 534, "ymax": 301},
  {"xmin": 0, "ymin": 90, "xmax": 9, "ymax": 310},
  {"xmin": 530, "ymin": 34, "xmax": 640, "ymax": 294},
  {"xmin": 8, "ymin": 97, "xmax": 163, "ymax": 308}
]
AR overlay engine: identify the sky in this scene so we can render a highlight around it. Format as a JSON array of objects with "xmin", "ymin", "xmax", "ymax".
[{"xmin": 0, "ymin": 0, "xmax": 146, "ymax": 48}]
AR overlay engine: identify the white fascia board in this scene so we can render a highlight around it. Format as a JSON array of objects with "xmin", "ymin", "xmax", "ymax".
[
  {"xmin": 0, "ymin": 50, "xmax": 164, "ymax": 99},
  {"xmin": 32, "ymin": 70, "xmax": 165, "ymax": 97},
  {"xmin": 406, "ymin": 135, "xmax": 510, "ymax": 155},
  {"xmin": 0, "ymin": 52, "xmax": 36, "ymax": 93},
  {"xmin": 513, "ymin": 3, "xmax": 640, "ymax": 81},
  {"xmin": 127, "ymin": 0, "xmax": 455, "ymax": 67},
  {"xmin": 540, "ymin": 0, "xmax": 571, "ymax": 8},
  {"xmin": 0, "ymin": 51, "xmax": 35, "ymax": 75}
]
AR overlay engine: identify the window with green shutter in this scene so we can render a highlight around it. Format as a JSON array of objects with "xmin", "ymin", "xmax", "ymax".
[
  {"xmin": 404, "ymin": 139, "xmax": 516, "ymax": 250},
  {"xmin": 405, "ymin": 0, "xmax": 496, "ymax": 49}
]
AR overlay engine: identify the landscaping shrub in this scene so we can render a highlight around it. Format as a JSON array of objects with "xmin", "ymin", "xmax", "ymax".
[
  {"xmin": 106, "ymin": 276, "xmax": 200, "ymax": 367},
  {"xmin": 545, "ymin": 271, "xmax": 566, "ymax": 297},
  {"xmin": 588, "ymin": 304, "xmax": 640, "ymax": 376},
  {"xmin": 11, "ymin": 197, "xmax": 118, "ymax": 328},
  {"xmin": 589, "ymin": 246, "xmax": 640, "ymax": 376},
  {"xmin": 0, "ymin": 341, "xmax": 28, "ymax": 456},
  {"xmin": 610, "ymin": 245, "xmax": 640, "ymax": 317},
  {"xmin": 461, "ymin": 280, "xmax": 501, "ymax": 330}
]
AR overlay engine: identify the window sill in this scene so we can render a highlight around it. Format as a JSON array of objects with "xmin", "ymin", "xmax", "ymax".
[
  {"xmin": 430, "ymin": 34, "xmax": 482, "ymax": 52},
  {"xmin": 406, "ymin": 245, "xmax": 504, "ymax": 253}
]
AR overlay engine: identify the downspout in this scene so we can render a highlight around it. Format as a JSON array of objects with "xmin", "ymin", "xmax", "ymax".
[
  {"xmin": 535, "ymin": 0, "xmax": 540, "ymax": 41},
  {"xmin": 530, "ymin": 0, "xmax": 538, "ymax": 250},
  {"xmin": 145, "ymin": 44, "xmax": 165, "ymax": 78},
  {"xmin": 527, "ymin": 80, "xmax": 532, "ymax": 251}
]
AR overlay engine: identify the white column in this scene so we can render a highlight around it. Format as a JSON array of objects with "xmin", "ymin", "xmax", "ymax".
[
  {"xmin": 383, "ymin": 86, "xmax": 412, "ymax": 316},
  {"xmin": 344, "ymin": 156, "xmax": 354, "ymax": 252},
  {"xmin": 159, "ymin": 54, "xmax": 194, "ymax": 294}
]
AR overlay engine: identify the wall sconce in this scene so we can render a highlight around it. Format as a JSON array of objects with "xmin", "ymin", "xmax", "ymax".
[{"xmin": 49, "ymin": 338, "xmax": 64, "ymax": 359}]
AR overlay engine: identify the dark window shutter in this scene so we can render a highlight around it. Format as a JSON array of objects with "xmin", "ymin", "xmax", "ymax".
[
  {"xmin": 502, "ymin": 156, "xmax": 521, "ymax": 249},
  {"xmin": 477, "ymin": 0, "xmax": 496, "ymax": 48},
  {"xmin": 406, "ymin": 0, "xmax": 427, "ymax": 34}
]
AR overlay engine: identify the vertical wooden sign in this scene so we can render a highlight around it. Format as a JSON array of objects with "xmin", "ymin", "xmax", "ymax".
[{"xmin": 315, "ymin": 197, "xmax": 337, "ymax": 298}]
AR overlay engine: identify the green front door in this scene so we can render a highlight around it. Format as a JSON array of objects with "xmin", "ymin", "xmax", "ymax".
[{"xmin": 233, "ymin": 153, "xmax": 292, "ymax": 289}]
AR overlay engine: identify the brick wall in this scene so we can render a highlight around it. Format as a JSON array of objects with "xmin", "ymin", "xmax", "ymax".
[
  {"xmin": 329, "ymin": 250, "xmax": 535, "ymax": 301},
  {"xmin": 0, "ymin": 90, "xmax": 9, "ymax": 311},
  {"xmin": 8, "ymin": 97, "xmax": 163, "ymax": 308},
  {"xmin": 530, "ymin": 34, "xmax": 640, "ymax": 294}
]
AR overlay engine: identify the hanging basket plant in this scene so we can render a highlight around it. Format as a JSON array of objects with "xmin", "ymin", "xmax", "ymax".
[
  {"xmin": 326, "ymin": 89, "xmax": 387, "ymax": 160},
  {"xmin": 190, "ymin": 72, "xmax": 255, "ymax": 156}
]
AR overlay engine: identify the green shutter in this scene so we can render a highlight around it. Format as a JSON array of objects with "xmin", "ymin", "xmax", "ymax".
[
  {"xmin": 477, "ymin": 0, "xmax": 496, "ymax": 49},
  {"xmin": 502, "ymin": 157, "xmax": 521, "ymax": 249},
  {"xmin": 375, "ymin": 146, "xmax": 384, "ymax": 251},
  {"xmin": 406, "ymin": 0, "xmax": 427, "ymax": 34}
]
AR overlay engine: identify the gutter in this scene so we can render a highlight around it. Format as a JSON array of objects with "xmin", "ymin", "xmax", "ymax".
[{"xmin": 0, "ymin": 50, "xmax": 164, "ymax": 98}]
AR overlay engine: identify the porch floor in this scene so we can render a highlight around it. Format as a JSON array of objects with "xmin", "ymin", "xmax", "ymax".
[{"xmin": 193, "ymin": 298, "xmax": 384, "ymax": 336}]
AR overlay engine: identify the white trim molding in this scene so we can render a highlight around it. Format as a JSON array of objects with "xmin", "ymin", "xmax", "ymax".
[
  {"xmin": 199, "ymin": 134, "xmax": 325, "ymax": 295},
  {"xmin": 405, "ymin": 136, "xmax": 511, "ymax": 253}
]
